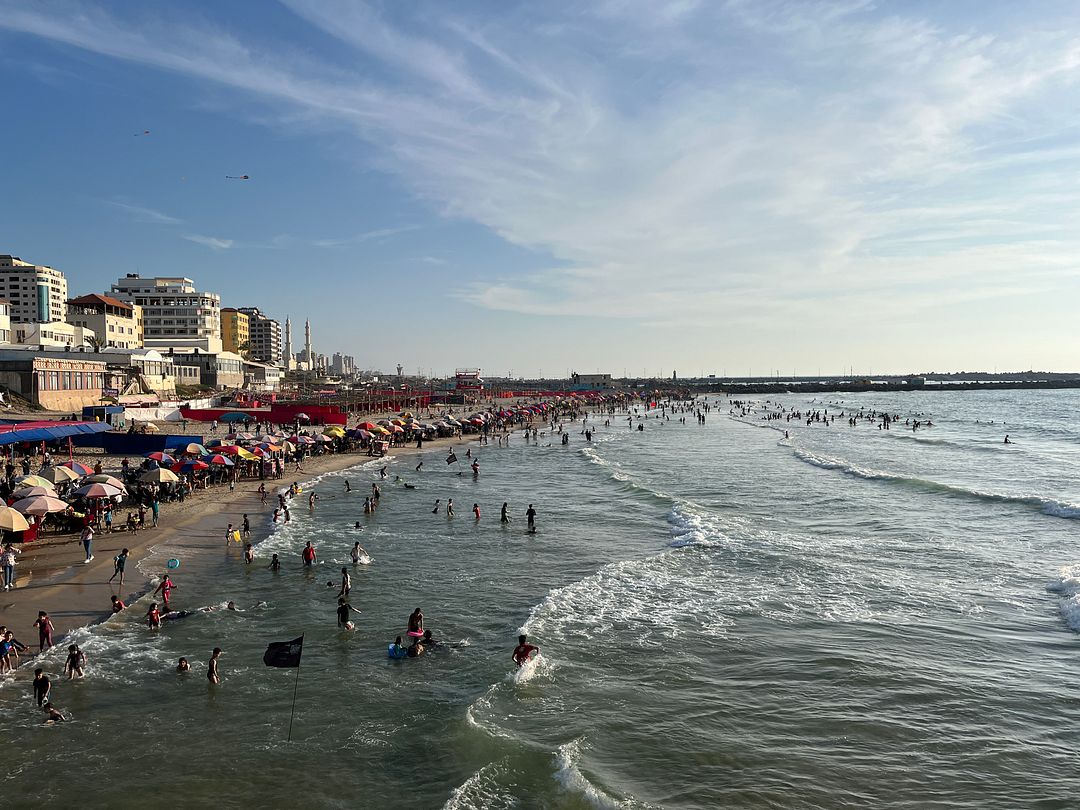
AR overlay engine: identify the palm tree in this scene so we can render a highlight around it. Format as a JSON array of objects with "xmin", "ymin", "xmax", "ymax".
[
  {"xmin": 85, "ymin": 335, "xmax": 107, "ymax": 352},
  {"xmin": 237, "ymin": 340, "xmax": 254, "ymax": 360}
]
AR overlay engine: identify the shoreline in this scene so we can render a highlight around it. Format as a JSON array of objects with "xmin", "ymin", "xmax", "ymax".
[{"xmin": 0, "ymin": 431, "xmax": 477, "ymax": 661}]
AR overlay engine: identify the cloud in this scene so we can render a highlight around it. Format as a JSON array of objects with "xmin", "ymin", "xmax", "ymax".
[
  {"xmin": 101, "ymin": 199, "xmax": 182, "ymax": 225},
  {"xmin": 6, "ymin": 0, "xmax": 1080, "ymax": 332},
  {"xmin": 184, "ymin": 234, "xmax": 234, "ymax": 250},
  {"xmin": 311, "ymin": 225, "xmax": 418, "ymax": 248}
]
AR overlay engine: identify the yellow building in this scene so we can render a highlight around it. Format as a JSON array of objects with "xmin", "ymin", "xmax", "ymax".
[{"xmin": 220, "ymin": 308, "xmax": 250, "ymax": 354}]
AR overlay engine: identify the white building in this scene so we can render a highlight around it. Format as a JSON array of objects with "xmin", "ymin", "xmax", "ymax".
[
  {"xmin": 0, "ymin": 300, "xmax": 10, "ymax": 344},
  {"xmin": 13, "ymin": 320, "xmax": 95, "ymax": 348},
  {"xmin": 237, "ymin": 307, "xmax": 282, "ymax": 366},
  {"xmin": 109, "ymin": 274, "xmax": 222, "ymax": 353},
  {"xmin": 331, "ymin": 352, "xmax": 356, "ymax": 376},
  {"xmin": 0, "ymin": 255, "xmax": 69, "ymax": 324}
]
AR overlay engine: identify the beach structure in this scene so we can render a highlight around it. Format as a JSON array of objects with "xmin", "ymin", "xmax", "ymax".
[
  {"xmin": 0, "ymin": 348, "xmax": 108, "ymax": 410},
  {"xmin": 0, "ymin": 255, "xmax": 68, "ymax": 324},
  {"xmin": 0, "ymin": 300, "xmax": 10, "ymax": 343},
  {"xmin": 109, "ymin": 274, "xmax": 222, "ymax": 353}
]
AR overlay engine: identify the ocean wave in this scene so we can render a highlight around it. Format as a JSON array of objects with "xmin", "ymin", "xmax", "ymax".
[
  {"xmin": 442, "ymin": 760, "xmax": 519, "ymax": 810},
  {"xmin": 792, "ymin": 448, "xmax": 1080, "ymax": 519},
  {"xmin": 579, "ymin": 446, "xmax": 673, "ymax": 502},
  {"xmin": 554, "ymin": 738, "xmax": 628, "ymax": 809},
  {"xmin": 1047, "ymin": 564, "xmax": 1080, "ymax": 632}
]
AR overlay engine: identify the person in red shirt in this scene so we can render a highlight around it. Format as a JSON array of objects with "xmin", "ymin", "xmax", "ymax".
[
  {"xmin": 146, "ymin": 603, "xmax": 161, "ymax": 629},
  {"xmin": 302, "ymin": 542, "xmax": 316, "ymax": 567},
  {"xmin": 153, "ymin": 575, "xmax": 177, "ymax": 609},
  {"xmin": 110, "ymin": 595, "xmax": 125, "ymax": 613},
  {"xmin": 512, "ymin": 634, "xmax": 539, "ymax": 667}
]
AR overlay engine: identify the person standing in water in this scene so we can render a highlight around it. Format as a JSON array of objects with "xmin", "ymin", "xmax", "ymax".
[
  {"xmin": 33, "ymin": 668, "xmax": 51, "ymax": 706},
  {"xmin": 447, "ymin": 499, "xmax": 454, "ymax": 517},
  {"xmin": 351, "ymin": 542, "xmax": 367, "ymax": 565},
  {"xmin": 207, "ymin": 648, "xmax": 222, "ymax": 684},
  {"xmin": 407, "ymin": 608, "xmax": 424, "ymax": 637},
  {"xmin": 339, "ymin": 567, "xmax": 352, "ymax": 597},
  {"xmin": 431, "ymin": 499, "xmax": 440, "ymax": 514},
  {"xmin": 337, "ymin": 597, "xmax": 361, "ymax": 629},
  {"xmin": 513, "ymin": 635, "xmax": 539, "ymax": 667},
  {"xmin": 473, "ymin": 503, "xmax": 481, "ymax": 520},
  {"xmin": 501, "ymin": 503, "xmax": 510, "ymax": 524},
  {"xmin": 302, "ymin": 541, "xmax": 316, "ymax": 567},
  {"xmin": 34, "ymin": 611, "xmax": 55, "ymax": 652},
  {"xmin": 268, "ymin": 553, "xmax": 281, "ymax": 571},
  {"xmin": 526, "ymin": 504, "xmax": 537, "ymax": 532}
]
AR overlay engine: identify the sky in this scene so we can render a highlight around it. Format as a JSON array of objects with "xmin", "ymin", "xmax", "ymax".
[{"xmin": 2, "ymin": 0, "xmax": 1080, "ymax": 378}]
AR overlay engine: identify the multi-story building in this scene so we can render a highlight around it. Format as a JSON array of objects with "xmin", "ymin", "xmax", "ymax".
[
  {"xmin": 0, "ymin": 300, "xmax": 10, "ymax": 343},
  {"xmin": 167, "ymin": 348, "xmax": 244, "ymax": 390},
  {"xmin": 109, "ymin": 274, "xmax": 222, "ymax": 353},
  {"xmin": 220, "ymin": 308, "xmax": 249, "ymax": 354},
  {"xmin": 0, "ymin": 348, "xmax": 107, "ymax": 411},
  {"xmin": 0, "ymin": 255, "xmax": 69, "ymax": 324},
  {"xmin": 66, "ymin": 294, "xmax": 143, "ymax": 349},
  {"xmin": 13, "ymin": 321, "xmax": 95, "ymax": 348},
  {"xmin": 331, "ymin": 353, "xmax": 356, "ymax": 376},
  {"xmin": 236, "ymin": 307, "xmax": 282, "ymax": 366}
]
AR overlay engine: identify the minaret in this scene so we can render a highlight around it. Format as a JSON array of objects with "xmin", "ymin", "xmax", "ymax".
[
  {"xmin": 283, "ymin": 317, "xmax": 293, "ymax": 370},
  {"xmin": 304, "ymin": 319, "xmax": 313, "ymax": 370}
]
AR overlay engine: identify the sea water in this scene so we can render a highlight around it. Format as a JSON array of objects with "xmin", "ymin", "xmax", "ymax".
[{"xmin": 2, "ymin": 389, "xmax": 1080, "ymax": 808}]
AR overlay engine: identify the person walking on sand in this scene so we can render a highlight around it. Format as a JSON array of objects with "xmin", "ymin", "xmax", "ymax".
[
  {"xmin": 2, "ymin": 543, "xmax": 19, "ymax": 591},
  {"xmin": 207, "ymin": 648, "xmax": 222, "ymax": 684},
  {"xmin": 33, "ymin": 611, "xmax": 54, "ymax": 652},
  {"xmin": 81, "ymin": 524, "xmax": 95, "ymax": 564},
  {"xmin": 108, "ymin": 548, "xmax": 129, "ymax": 586}
]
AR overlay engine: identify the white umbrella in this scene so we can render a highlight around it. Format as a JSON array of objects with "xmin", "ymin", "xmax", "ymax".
[
  {"xmin": 139, "ymin": 467, "xmax": 180, "ymax": 484},
  {"xmin": 11, "ymin": 495, "xmax": 70, "ymax": 516}
]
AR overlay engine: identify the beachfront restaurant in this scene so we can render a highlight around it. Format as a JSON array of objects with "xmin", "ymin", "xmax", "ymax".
[{"xmin": 0, "ymin": 349, "xmax": 107, "ymax": 411}]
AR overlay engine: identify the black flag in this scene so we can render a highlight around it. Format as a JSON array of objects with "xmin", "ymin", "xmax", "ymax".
[
  {"xmin": 446, "ymin": 452, "xmax": 457, "ymax": 465},
  {"xmin": 264, "ymin": 635, "xmax": 304, "ymax": 668}
]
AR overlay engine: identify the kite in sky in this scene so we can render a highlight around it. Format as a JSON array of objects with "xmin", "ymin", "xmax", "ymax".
[
  {"xmin": 133, "ymin": 130, "xmax": 150, "ymax": 136},
  {"xmin": 225, "ymin": 175, "xmax": 250, "ymax": 180}
]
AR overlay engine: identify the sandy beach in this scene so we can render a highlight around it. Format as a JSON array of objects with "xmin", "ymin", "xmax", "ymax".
[{"xmin": 0, "ymin": 423, "xmax": 474, "ymax": 651}]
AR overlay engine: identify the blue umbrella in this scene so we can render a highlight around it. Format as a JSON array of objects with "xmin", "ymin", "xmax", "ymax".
[{"xmin": 219, "ymin": 412, "xmax": 253, "ymax": 423}]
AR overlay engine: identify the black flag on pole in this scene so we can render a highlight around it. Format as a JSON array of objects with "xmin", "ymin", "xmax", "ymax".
[
  {"xmin": 263, "ymin": 636, "xmax": 304, "ymax": 668},
  {"xmin": 446, "ymin": 452, "xmax": 457, "ymax": 465}
]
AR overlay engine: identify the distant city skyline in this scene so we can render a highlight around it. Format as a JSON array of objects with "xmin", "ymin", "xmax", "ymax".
[{"xmin": 3, "ymin": 1, "xmax": 1080, "ymax": 375}]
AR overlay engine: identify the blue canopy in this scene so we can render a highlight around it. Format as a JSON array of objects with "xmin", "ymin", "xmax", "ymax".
[{"xmin": 0, "ymin": 421, "xmax": 112, "ymax": 447}]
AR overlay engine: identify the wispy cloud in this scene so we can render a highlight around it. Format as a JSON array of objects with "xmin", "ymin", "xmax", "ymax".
[
  {"xmin": 311, "ymin": 226, "xmax": 418, "ymax": 248},
  {"xmin": 101, "ymin": 199, "xmax": 182, "ymax": 225},
  {"xmin": 6, "ymin": 0, "xmax": 1080, "ymax": 338},
  {"xmin": 184, "ymin": 234, "xmax": 233, "ymax": 250}
]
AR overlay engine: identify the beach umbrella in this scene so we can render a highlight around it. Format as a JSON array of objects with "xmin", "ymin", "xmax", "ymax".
[
  {"xmin": 377, "ymin": 419, "xmax": 391, "ymax": 426},
  {"xmin": 315, "ymin": 434, "xmax": 333, "ymax": 442},
  {"xmin": 140, "ymin": 467, "xmax": 179, "ymax": 484},
  {"xmin": 400, "ymin": 411, "xmax": 413, "ymax": 418},
  {"xmin": 59, "ymin": 461, "xmax": 95, "ymax": 476},
  {"xmin": 214, "ymin": 445, "xmax": 243, "ymax": 455},
  {"xmin": 11, "ymin": 495, "xmax": 70, "ymax": 515},
  {"xmin": 0, "ymin": 506, "xmax": 30, "ymax": 532},
  {"xmin": 295, "ymin": 413, "xmax": 311, "ymax": 421},
  {"xmin": 16, "ymin": 474, "xmax": 54, "ymax": 488},
  {"xmin": 73, "ymin": 482, "xmax": 123, "ymax": 499},
  {"xmin": 355, "ymin": 429, "xmax": 372, "ymax": 439},
  {"xmin": 389, "ymin": 425, "xmax": 404, "ymax": 433},
  {"xmin": 280, "ymin": 441, "xmax": 296, "ymax": 453},
  {"xmin": 142, "ymin": 423, "xmax": 161, "ymax": 433},
  {"xmin": 357, "ymin": 422, "xmax": 379, "ymax": 430},
  {"xmin": 219, "ymin": 412, "xmax": 253, "ymax": 423},
  {"xmin": 172, "ymin": 460, "xmax": 209, "ymax": 474},
  {"xmin": 12, "ymin": 485, "xmax": 56, "ymax": 500},
  {"xmin": 86, "ymin": 474, "xmax": 128, "ymax": 492},
  {"xmin": 236, "ymin": 432, "xmax": 257, "ymax": 441},
  {"xmin": 324, "ymin": 426, "xmax": 345, "ymax": 437},
  {"xmin": 41, "ymin": 466, "xmax": 81, "ymax": 484},
  {"xmin": 145, "ymin": 452, "xmax": 176, "ymax": 465},
  {"xmin": 202, "ymin": 454, "xmax": 235, "ymax": 466},
  {"xmin": 184, "ymin": 443, "xmax": 208, "ymax": 456},
  {"xmin": 236, "ymin": 448, "xmax": 259, "ymax": 461},
  {"xmin": 205, "ymin": 438, "xmax": 225, "ymax": 448}
]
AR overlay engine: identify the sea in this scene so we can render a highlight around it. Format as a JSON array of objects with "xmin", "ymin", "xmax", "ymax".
[{"xmin": 3, "ymin": 389, "xmax": 1080, "ymax": 809}]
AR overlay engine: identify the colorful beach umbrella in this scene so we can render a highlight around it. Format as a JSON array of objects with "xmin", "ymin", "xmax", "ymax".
[
  {"xmin": 59, "ymin": 461, "xmax": 95, "ymax": 476},
  {"xmin": 12, "ymin": 485, "xmax": 55, "ymax": 500},
  {"xmin": 172, "ymin": 460, "xmax": 209, "ymax": 474},
  {"xmin": 16, "ymin": 475, "xmax": 54, "ymax": 488},
  {"xmin": 184, "ymin": 443, "xmax": 208, "ymax": 456},
  {"xmin": 11, "ymin": 495, "xmax": 70, "ymax": 515},
  {"xmin": 0, "ymin": 506, "xmax": 30, "ymax": 532},
  {"xmin": 73, "ymin": 482, "xmax": 123, "ymax": 499},
  {"xmin": 41, "ymin": 466, "xmax": 81, "ymax": 484},
  {"xmin": 145, "ymin": 452, "xmax": 176, "ymax": 464},
  {"xmin": 85, "ymin": 474, "xmax": 128, "ymax": 492},
  {"xmin": 139, "ymin": 467, "xmax": 180, "ymax": 484},
  {"xmin": 202, "ymin": 454, "xmax": 235, "ymax": 466}
]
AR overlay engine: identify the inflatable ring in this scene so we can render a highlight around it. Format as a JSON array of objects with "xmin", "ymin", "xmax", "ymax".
[{"xmin": 167, "ymin": 558, "xmax": 180, "ymax": 570}]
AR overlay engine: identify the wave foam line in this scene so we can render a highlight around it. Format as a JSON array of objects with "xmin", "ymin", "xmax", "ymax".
[
  {"xmin": 792, "ymin": 448, "xmax": 1080, "ymax": 519},
  {"xmin": 1048, "ymin": 564, "xmax": 1080, "ymax": 633}
]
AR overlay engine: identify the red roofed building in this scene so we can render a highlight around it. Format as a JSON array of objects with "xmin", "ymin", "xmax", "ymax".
[{"xmin": 66, "ymin": 293, "xmax": 143, "ymax": 349}]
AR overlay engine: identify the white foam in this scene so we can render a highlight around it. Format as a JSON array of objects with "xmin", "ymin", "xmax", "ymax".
[
  {"xmin": 1048, "ymin": 564, "xmax": 1080, "ymax": 632},
  {"xmin": 553, "ymin": 738, "xmax": 624, "ymax": 809},
  {"xmin": 442, "ymin": 759, "xmax": 518, "ymax": 810}
]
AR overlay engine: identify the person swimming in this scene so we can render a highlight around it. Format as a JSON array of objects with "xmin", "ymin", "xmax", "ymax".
[{"xmin": 387, "ymin": 636, "xmax": 408, "ymax": 659}]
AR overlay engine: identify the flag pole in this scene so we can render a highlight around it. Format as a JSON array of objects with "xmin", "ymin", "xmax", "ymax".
[{"xmin": 286, "ymin": 635, "xmax": 304, "ymax": 742}]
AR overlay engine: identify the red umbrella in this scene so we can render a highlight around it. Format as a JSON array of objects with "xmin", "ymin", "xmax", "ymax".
[
  {"xmin": 172, "ymin": 460, "xmax": 209, "ymax": 473},
  {"xmin": 145, "ymin": 452, "xmax": 177, "ymax": 464},
  {"xmin": 203, "ymin": 454, "xmax": 235, "ymax": 466},
  {"xmin": 59, "ymin": 461, "xmax": 95, "ymax": 476},
  {"xmin": 358, "ymin": 422, "xmax": 379, "ymax": 430}
]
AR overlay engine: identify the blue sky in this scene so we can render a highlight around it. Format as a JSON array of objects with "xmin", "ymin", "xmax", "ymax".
[{"xmin": 2, "ymin": 0, "xmax": 1080, "ymax": 376}]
